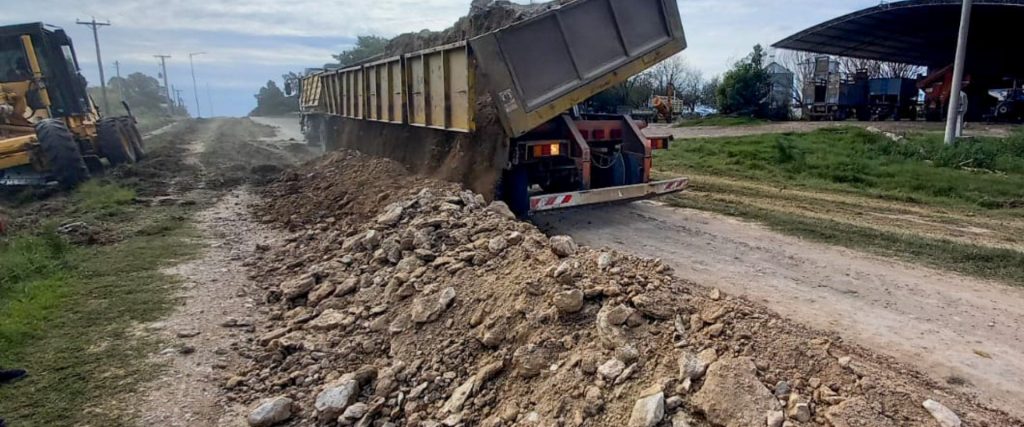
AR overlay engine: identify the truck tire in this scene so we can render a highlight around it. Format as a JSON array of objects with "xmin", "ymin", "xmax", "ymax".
[
  {"xmin": 117, "ymin": 117, "xmax": 146, "ymax": 160},
  {"xmin": 498, "ymin": 167, "xmax": 530, "ymax": 217},
  {"xmin": 97, "ymin": 118, "xmax": 137, "ymax": 166},
  {"xmin": 35, "ymin": 119, "xmax": 90, "ymax": 189}
]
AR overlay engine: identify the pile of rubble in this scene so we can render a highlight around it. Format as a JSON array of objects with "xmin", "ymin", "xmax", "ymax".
[{"xmin": 226, "ymin": 151, "xmax": 1015, "ymax": 426}]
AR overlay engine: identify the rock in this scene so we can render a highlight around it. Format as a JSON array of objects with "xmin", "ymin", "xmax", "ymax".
[
  {"xmin": 786, "ymin": 394, "xmax": 811, "ymax": 423},
  {"xmin": 552, "ymin": 289, "xmax": 584, "ymax": 313},
  {"xmin": 628, "ymin": 391, "xmax": 665, "ymax": 427},
  {"xmin": 705, "ymin": 323, "xmax": 725, "ymax": 337},
  {"xmin": 315, "ymin": 378, "xmax": 359, "ymax": 420},
  {"xmin": 597, "ymin": 359, "xmax": 626, "ymax": 381},
  {"xmin": 411, "ymin": 287, "xmax": 456, "ymax": 324},
  {"xmin": 281, "ymin": 275, "xmax": 316, "ymax": 300},
  {"xmin": 665, "ymin": 395, "xmax": 684, "ymax": 411},
  {"xmin": 597, "ymin": 253, "xmax": 614, "ymax": 270},
  {"xmin": 376, "ymin": 204, "xmax": 404, "ymax": 226},
  {"xmin": 824, "ymin": 397, "xmax": 897, "ymax": 427},
  {"xmin": 923, "ymin": 399, "xmax": 961, "ymax": 427},
  {"xmin": 339, "ymin": 402, "xmax": 368, "ymax": 422},
  {"xmin": 773, "ymin": 381, "xmax": 791, "ymax": 399},
  {"xmin": 247, "ymin": 396, "xmax": 293, "ymax": 427},
  {"xmin": 226, "ymin": 376, "xmax": 246, "ymax": 389},
  {"xmin": 308, "ymin": 281, "xmax": 337, "ymax": 305},
  {"xmin": 488, "ymin": 236, "xmax": 508, "ymax": 253},
  {"xmin": 307, "ymin": 309, "xmax": 349, "ymax": 330},
  {"xmin": 766, "ymin": 410, "xmax": 784, "ymax": 427},
  {"xmin": 709, "ymin": 288, "xmax": 721, "ymax": 301},
  {"xmin": 549, "ymin": 235, "xmax": 578, "ymax": 257},
  {"xmin": 487, "ymin": 201, "xmax": 516, "ymax": 220},
  {"xmin": 678, "ymin": 350, "xmax": 710, "ymax": 381},
  {"xmin": 605, "ymin": 304, "xmax": 633, "ymax": 326},
  {"xmin": 615, "ymin": 345, "xmax": 640, "ymax": 364},
  {"xmin": 838, "ymin": 356, "xmax": 852, "ymax": 368},
  {"xmin": 691, "ymin": 357, "xmax": 781, "ymax": 427}
]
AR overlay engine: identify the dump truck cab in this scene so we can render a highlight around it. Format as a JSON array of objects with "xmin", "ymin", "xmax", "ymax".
[{"xmin": 0, "ymin": 22, "xmax": 144, "ymax": 188}]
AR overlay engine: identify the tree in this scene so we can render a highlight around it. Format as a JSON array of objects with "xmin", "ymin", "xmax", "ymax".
[
  {"xmin": 333, "ymin": 36, "xmax": 389, "ymax": 67},
  {"xmin": 716, "ymin": 45, "xmax": 772, "ymax": 117},
  {"xmin": 778, "ymin": 49, "xmax": 817, "ymax": 107},
  {"xmin": 699, "ymin": 76, "xmax": 720, "ymax": 109},
  {"xmin": 250, "ymin": 80, "xmax": 298, "ymax": 116},
  {"xmin": 91, "ymin": 72, "xmax": 186, "ymax": 118}
]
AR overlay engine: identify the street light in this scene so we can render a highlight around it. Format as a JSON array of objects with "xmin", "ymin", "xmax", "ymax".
[{"xmin": 188, "ymin": 52, "xmax": 207, "ymax": 118}]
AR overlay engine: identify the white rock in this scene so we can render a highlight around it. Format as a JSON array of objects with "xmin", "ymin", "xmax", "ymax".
[
  {"xmin": 766, "ymin": 410, "xmax": 785, "ymax": 427},
  {"xmin": 307, "ymin": 309, "xmax": 349, "ymax": 330},
  {"xmin": 487, "ymin": 201, "xmax": 516, "ymax": 219},
  {"xmin": 339, "ymin": 402, "xmax": 368, "ymax": 421},
  {"xmin": 549, "ymin": 235, "xmax": 578, "ymax": 257},
  {"xmin": 247, "ymin": 396, "xmax": 293, "ymax": 427},
  {"xmin": 628, "ymin": 391, "xmax": 665, "ymax": 427},
  {"xmin": 597, "ymin": 252, "xmax": 614, "ymax": 270},
  {"xmin": 597, "ymin": 359, "xmax": 626, "ymax": 380},
  {"xmin": 552, "ymin": 289, "xmax": 584, "ymax": 313},
  {"xmin": 679, "ymin": 350, "xmax": 709, "ymax": 381},
  {"xmin": 923, "ymin": 399, "xmax": 961, "ymax": 427},
  {"xmin": 315, "ymin": 378, "xmax": 359, "ymax": 420},
  {"xmin": 376, "ymin": 204, "xmax": 404, "ymax": 226},
  {"xmin": 488, "ymin": 236, "xmax": 508, "ymax": 253}
]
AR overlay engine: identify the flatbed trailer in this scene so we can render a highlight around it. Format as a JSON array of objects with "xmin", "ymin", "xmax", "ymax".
[{"xmin": 299, "ymin": 0, "xmax": 688, "ymax": 215}]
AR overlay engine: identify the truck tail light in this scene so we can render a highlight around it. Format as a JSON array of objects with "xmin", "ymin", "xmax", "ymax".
[{"xmin": 532, "ymin": 143, "xmax": 562, "ymax": 158}]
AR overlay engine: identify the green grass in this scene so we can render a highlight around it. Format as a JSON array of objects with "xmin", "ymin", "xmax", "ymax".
[
  {"xmin": 656, "ymin": 127, "xmax": 1024, "ymax": 210},
  {"xmin": 0, "ymin": 184, "xmax": 198, "ymax": 426},
  {"xmin": 73, "ymin": 181, "xmax": 137, "ymax": 215},
  {"xmin": 668, "ymin": 194, "xmax": 1024, "ymax": 286},
  {"xmin": 674, "ymin": 115, "xmax": 769, "ymax": 127}
]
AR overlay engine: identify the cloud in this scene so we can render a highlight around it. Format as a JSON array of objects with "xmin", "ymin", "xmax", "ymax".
[{"xmin": 1, "ymin": 0, "xmax": 886, "ymax": 116}]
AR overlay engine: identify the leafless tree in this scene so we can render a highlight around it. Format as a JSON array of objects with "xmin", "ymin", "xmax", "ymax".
[
  {"xmin": 839, "ymin": 57, "xmax": 923, "ymax": 78},
  {"xmin": 777, "ymin": 50, "xmax": 817, "ymax": 107}
]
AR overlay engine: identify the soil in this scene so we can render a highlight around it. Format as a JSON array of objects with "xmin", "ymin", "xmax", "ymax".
[
  {"xmin": 132, "ymin": 117, "xmax": 318, "ymax": 425},
  {"xmin": 536, "ymin": 200, "xmax": 1024, "ymax": 419}
]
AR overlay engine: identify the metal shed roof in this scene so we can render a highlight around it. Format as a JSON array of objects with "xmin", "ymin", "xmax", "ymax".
[{"xmin": 773, "ymin": 0, "xmax": 1024, "ymax": 73}]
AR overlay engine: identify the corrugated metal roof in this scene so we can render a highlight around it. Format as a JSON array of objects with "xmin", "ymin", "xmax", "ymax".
[{"xmin": 773, "ymin": 0, "xmax": 1024, "ymax": 73}]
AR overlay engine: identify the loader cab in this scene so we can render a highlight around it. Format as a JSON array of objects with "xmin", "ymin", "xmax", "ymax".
[{"xmin": 0, "ymin": 23, "xmax": 93, "ymax": 118}]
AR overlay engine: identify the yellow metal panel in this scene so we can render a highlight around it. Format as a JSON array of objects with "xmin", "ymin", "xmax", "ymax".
[
  {"xmin": 390, "ymin": 61, "xmax": 404, "ymax": 123},
  {"xmin": 0, "ymin": 150, "xmax": 33, "ymax": 170},
  {"xmin": 427, "ymin": 52, "xmax": 446, "ymax": 128},
  {"xmin": 409, "ymin": 56, "xmax": 427, "ymax": 126},
  {"xmin": 447, "ymin": 49, "xmax": 471, "ymax": 131},
  {"xmin": 356, "ymin": 70, "xmax": 364, "ymax": 119},
  {"xmin": 379, "ymin": 65, "xmax": 391, "ymax": 122},
  {"xmin": 367, "ymin": 65, "xmax": 379, "ymax": 121}
]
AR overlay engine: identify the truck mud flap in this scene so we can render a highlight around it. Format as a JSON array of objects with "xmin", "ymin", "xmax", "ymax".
[{"xmin": 529, "ymin": 177, "xmax": 688, "ymax": 213}]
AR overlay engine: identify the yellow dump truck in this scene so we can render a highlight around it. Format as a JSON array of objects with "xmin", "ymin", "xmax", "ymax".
[
  {"xmin": 298, "ymin": 0, "xmax": 688, "ymax": 215},
  {"xmin": 0, "ymin": 23, "xmax": 144, "ymax": 188}
]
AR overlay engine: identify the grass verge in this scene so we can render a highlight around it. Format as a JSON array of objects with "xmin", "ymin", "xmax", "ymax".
[
  {"xmin": 667, "ymin": 193, "xmax": 1024, "ymax": 286},
  {"xmin": 0, "ymin": 184, "xmax": 199, "ymax": 426},
  {"xmin": 656, "ymin": 126, "xmax": 1024, "ymax": 210}
]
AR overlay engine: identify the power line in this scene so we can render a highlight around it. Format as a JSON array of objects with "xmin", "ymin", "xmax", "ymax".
[{"xmin": 76, "ymin": 17, "xmax": 112, "ymax": 113}]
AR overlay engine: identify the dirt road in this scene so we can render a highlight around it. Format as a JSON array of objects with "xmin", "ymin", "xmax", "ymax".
[
  {"xmin": 536, "ymin": 201, "xmax": 1024, "ymax": 418},
  {"xmin": 134, "ymin": 117, "xmax": 314, "ymax": 425},
  {"xmin": 648, "ymin": 120, "xmax": 1020, "ymax": 140}
]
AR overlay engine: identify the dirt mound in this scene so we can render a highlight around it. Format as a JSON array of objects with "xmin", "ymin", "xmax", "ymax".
[
  {"xmin": 384, "ymin": 0, "xmax": 570, "ymax": 57},
  {"xmin": 225, "ymin": 152, "xmax": 1019, "ymax": 427}
]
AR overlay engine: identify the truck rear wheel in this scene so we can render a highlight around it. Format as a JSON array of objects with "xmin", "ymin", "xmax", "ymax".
[
  {"xmin": 97, "ymin": 118, "xmax": 137, "ymax": 166},
  {"xmin": 117, "ymin": 117, "xmax": 146, "ymax": 160},
  {"xmin": 35, "ymin": 119, "xmax": 90, "ymax": 189}
]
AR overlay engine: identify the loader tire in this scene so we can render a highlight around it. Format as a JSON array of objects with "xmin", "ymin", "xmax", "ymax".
[
  {"xmin": 35, "ymin": 119, "xmax": 90, "ymax": 189},
  {"xmin": 97, "ymin": 118, "xmax": 137, "ymax": 166},
  {"xmin": 117, "ymin": 117, "xmax": 146, "ymax": 160}
]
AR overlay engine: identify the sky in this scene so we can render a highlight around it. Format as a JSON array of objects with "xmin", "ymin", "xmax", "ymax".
[{"xmin": 4, "ymin": 0, "xmax": 884, "ymax": 117}]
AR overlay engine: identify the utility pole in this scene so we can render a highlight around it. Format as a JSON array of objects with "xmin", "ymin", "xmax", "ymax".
[
  {"xmin": 944, "ymin": 0, "xmax": 972, "ymax": 145},
  {"xmin": 114, "ymin": 60, "xmax": 121, "ymax": 79},
  {"xmin": 76, "ymin": 17, "xmax": 112, "ymax": 113},
  {"xmin": 188, "ymin": 52, "xmax": 206, "ymax": 118},
  {"xmin": 155, "ymin": 54, "xmax": 172, "ymax": 114}
]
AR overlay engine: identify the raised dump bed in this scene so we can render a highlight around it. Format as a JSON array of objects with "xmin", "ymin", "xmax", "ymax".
[{"xmin": 300, "ymin": 0, "xmax": 688, "ymax": 215}]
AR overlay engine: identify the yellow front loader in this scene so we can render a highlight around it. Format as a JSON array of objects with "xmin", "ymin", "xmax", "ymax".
[{"xmin": 0, "ymin": 22, "xmax": 144, "ymax": 188}]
